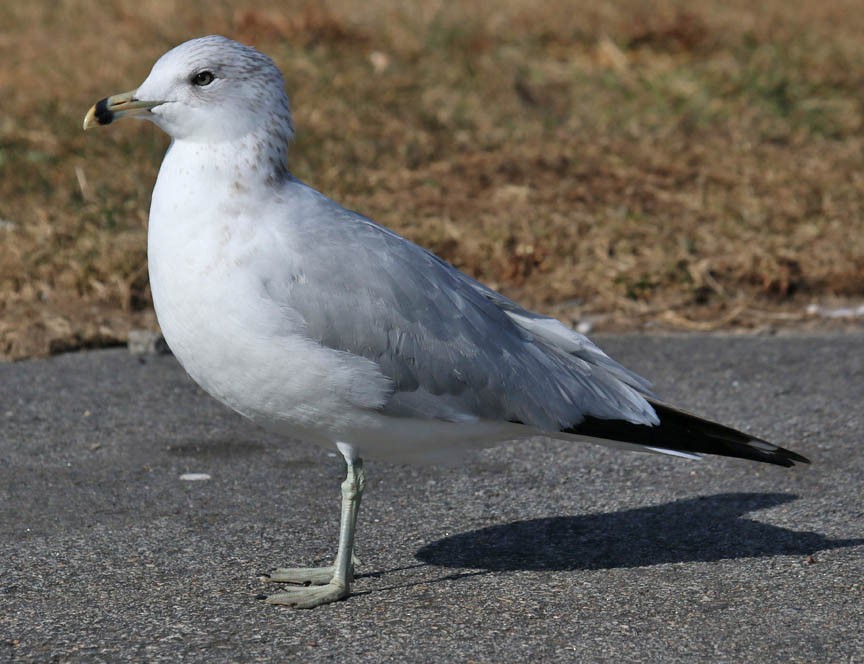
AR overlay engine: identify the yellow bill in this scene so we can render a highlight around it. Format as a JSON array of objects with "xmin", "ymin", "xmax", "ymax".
[{"xmin": 83, "ymin": 90, "xmax": 162, "ymax": 130}]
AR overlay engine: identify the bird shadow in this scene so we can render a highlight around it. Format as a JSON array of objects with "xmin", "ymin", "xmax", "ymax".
[{"xmin": 415, "ymin": 493, "xmax": 863, "ymax": 571}]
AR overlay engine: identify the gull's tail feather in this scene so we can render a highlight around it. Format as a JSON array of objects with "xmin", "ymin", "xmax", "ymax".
[{"xmin": 565, "ymin": 401, "xmax": 810, "ymax": 468}]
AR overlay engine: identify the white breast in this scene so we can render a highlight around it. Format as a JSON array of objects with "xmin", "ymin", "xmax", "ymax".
[{"xmin": 146, "ymin": 141, "xmax": 392, "ymax": 447}]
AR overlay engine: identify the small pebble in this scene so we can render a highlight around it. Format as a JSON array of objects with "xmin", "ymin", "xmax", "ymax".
[{"xmin": 179, "ymin": 473, "xmax": 211, "ymax": 481}]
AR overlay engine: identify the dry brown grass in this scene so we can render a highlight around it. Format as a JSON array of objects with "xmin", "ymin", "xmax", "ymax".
[{"xmin": 1, "ymin": 0, "xmax": 863, "ymax": 360}]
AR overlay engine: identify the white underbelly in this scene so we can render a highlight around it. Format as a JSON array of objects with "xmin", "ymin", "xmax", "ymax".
[
  {"xmin": 148, "ymin": 236, "xmax": 390, "ymax": 445},
  {"xmin": 145, "ymin": 177, "xmax": 530, "ymax": 461},
  {"xmin": 148, "ymin": 261, "xmax": 532, "ymax": 462}
]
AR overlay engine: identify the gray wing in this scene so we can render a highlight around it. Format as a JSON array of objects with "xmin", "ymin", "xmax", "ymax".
[{"xmin": 268, "ymin": 184, "xmax": 657, "ymax": 431}]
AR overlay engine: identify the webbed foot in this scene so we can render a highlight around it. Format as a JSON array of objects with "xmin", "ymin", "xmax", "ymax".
[
  {"xmin": 263, "ymin": 565, "xmax": 334, "ymax": 586},
  {"xmin": 262, "ymin": 555, "xmax": 359, "ymax": 586},
  {"xmin": 258, "ymin": 582, "xmax": 348, "ymax": 609}
]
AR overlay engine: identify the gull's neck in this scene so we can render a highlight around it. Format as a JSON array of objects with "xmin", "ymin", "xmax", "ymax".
[{"xmin": 158, "ymin": 121, "xmax": 292, "ymax": 199}]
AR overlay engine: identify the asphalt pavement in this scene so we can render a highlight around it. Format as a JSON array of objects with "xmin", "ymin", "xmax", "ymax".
[{"xmin": 1, "ymin": 334, "xmax": 862, "ymax": 662}]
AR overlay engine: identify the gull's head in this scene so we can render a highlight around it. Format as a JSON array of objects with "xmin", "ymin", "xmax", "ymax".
[{"xmin": 84, "ymin": 35, "xmax": 293, "ymax": 144}]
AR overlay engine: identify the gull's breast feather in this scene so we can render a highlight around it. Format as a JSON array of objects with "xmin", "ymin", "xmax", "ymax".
[{"xmin": 146, "ymin": 142, "xmax": 395, "ymax": 446}]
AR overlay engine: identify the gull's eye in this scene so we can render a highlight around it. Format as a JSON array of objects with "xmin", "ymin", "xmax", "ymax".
[{"xmin": 191, "ymin": 71, "xmax": 215, "ymax": 86}]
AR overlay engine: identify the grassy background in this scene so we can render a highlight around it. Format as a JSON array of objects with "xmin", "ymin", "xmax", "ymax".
[{"xmin": 1, "ymin": 0, "xmax": 863, "ymax": 360}]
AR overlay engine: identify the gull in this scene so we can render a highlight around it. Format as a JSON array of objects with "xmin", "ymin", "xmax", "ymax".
[{"xmin": 84, "ymin": 36, "xmax": 809, "ymax": 608}]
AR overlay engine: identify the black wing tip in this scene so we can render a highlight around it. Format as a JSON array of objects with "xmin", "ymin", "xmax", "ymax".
[
  {"xmin": 753, "ymin": 449, "xmax": 809, "ymax": 468},
  {"xmin": 730, "ymin": 428, "xmax": 811, "ymax": 468},
  {"xmin": 771, "ymin": 447, "xmax": 811, "ymax": 467},
  {"xmin": 566, "ymin": 401, "xmax": 810, "ymax": 469}
]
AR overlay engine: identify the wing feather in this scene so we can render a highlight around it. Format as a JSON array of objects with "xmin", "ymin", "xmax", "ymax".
[{"xmin": 267, "ymin": 183, "xmax": 657, "ymax": 430}]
